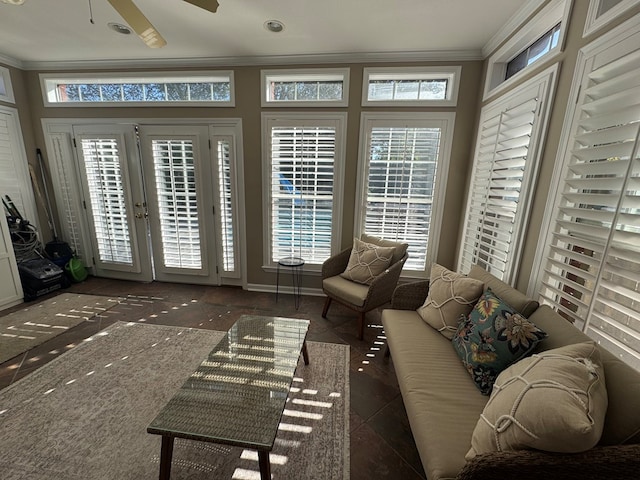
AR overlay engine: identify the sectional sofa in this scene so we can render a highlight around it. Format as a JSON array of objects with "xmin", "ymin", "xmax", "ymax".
[{"xmin": 382, "ymin": 265, "xmax": 640, "ymax": 480}]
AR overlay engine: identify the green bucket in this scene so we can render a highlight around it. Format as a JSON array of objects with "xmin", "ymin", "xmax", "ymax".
[{"xmin": 66, "ymin": 257, "xmax": 88, "ymax": 282}]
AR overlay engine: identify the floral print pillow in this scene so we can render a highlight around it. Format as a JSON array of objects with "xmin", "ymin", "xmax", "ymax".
[{"xmin": 452, "ymin": 289, "xmax": 547, "ymax": 395}]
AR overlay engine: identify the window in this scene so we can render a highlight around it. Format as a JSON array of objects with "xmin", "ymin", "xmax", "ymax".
[
  {"xmin": 40, "ymin": 71, "xmax": 235, "ymax": 107},
  {"xmin": 584, "ymin": 0, "xmax": 640, "ymax": 36},
  {"xmin": 261, "ymin": 69, "xmax": 349, "ymax": 107},
  {"xmin": 0, "ymin": 66, "xmax": 15, "ymax": 104},
  {"xmin": 355, "ymin": 113, "xmax": 455, "ymax": 274},
  {"xmin": 484, "ymin": 0, "xmax": 569, "ymax": 99},
  {"xmin": 505, "ymin": 23, "xmax": 561, "ymax": 79},
  {"xmin": 532, "ymin": 15, "xmax": 640, "ymax": 371},
  {"xmin": 262, "ymin": 113, "xmax": 346, "ymax": 267},
  {"xmin": 458, "ymin": 65, "xmax": 558, "ymax": 282},
  {"xmin": 362, "ymin": 67, "xmax": 460, "ymax": 107}
]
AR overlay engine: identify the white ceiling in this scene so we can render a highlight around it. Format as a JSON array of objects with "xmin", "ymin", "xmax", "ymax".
[{"xmin": 0, "ymin": 0, "xmax": 535, "ymax": 69}]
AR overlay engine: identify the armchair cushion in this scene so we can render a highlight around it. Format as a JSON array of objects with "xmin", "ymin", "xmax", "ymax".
[
  {"xmin": 323, "ymin": 275, "xmax": 370, "ymax": 307},
  {"xmin": 467, "ymin": 341, "xmax": 608, "ymax": 459},
  {"xmin": 340, "ymin": 237, "xmax": 394, "ymax": 285},
  {"xmin": 417, "ymin": 264, "xmax": 484, "ymax": 339}
]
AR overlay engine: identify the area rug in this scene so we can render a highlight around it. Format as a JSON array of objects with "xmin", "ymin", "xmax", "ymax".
[
  {"xmin": 0, "ymin": 321, "xmax": 349, "ymax": 479},
  {"xmin": 0, "ymin": 293, "xmax": 119, "ymax": 364}
]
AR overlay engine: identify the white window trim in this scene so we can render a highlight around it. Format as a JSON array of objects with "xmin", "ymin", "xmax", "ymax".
[
  {"xmin": 483, "ymin": 0, "xmax": 570, "ymax": 101},
  {"xmin": 361, "ymin": 66, "xmax": 461, "ymax": 107},
  {"xmin": 529, "ymin": 11, "xmax": 640, "ymax": 297},
  {"xmin": 354, "ymin": 111, "xmax": 455, "ymax": 278},
  {"xmin": 261, "ymin": 112, "xmax": 347, "ymax": 272},
  {"xmin": 39, "ymin": 71, "xmax": 235, "ymax": 107},
  {"xmin": 584, "ymin": 0, "xmax": 640, "ymax": 37},
  {"xmin": 260, "ymin": 68, "xmax": 350, "ymax": 107},
  {"xmin": 0, "ymin": 66, "xmax": 15, "ymax": 104},
  {"xmin": 458, "ymin": 64, "xmax": 559, "ymax": 283}
]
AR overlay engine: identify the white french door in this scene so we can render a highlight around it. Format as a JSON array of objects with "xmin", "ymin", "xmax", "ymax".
[
  {"xmin": 138, "ymin": 125, "xmax": 218, "ymax": 284},
  {"xmin": 73, "ymin": 124, "xmax": 152, "ymax": 281},
  {"xmin": 71, "ymin": 123, "xmax": 237, "ymax": 285}
]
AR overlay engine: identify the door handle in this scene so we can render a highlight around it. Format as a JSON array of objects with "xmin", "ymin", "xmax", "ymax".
[{"xmin": 135, "ymin": 212, "xmax": 148, "ymax": 219}]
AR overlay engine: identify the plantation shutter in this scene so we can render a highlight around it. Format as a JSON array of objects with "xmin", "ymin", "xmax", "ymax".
[
  {"xmin": 79, "ymin": 136, "xmax": 133, "ymax": 265},
  {"xmin": 538, "ymin": 36, "xmax": 640, "ymax": 370},
  {"xmin": 151, "ymin": 139, "xmax": 202, "ymax": 270},
  {"xmin": 48, "ymin": 134, "xmax": 86, "ymax": 261},
  {"xmin": 214, "ymin": 136, "xmax": 237, "ymax": 275},
  {"xmin": 459, "ymin": 67, "xmax": 556, "ymax": 282},
  {"xmin": 364, "ymin": 125, "xmax": 441, "ymax": 271},
  {"xmin": 270, "ymin": 124, "xmax": 335, "ymax": 264}
]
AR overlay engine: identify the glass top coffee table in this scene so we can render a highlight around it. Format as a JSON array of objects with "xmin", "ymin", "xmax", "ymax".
[{"xmin": 147, "ymin": 314, "xmax": 310, "ymax": 480}]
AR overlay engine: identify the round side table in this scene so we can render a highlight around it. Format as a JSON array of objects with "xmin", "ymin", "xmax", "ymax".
[{"xmin": 276, "ymin": 256, "xmax": 304, "ymax": 310}]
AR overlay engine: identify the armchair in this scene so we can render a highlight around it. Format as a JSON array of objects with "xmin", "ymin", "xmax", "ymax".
[{"xmin": 321, "ymin": 234, "xmax": 408, "ymax": 339}]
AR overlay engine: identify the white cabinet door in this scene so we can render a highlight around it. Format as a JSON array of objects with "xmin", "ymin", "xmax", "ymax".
[{"xmin": 0, "ymin": 214, "xmax": 23, "ymax": 310}]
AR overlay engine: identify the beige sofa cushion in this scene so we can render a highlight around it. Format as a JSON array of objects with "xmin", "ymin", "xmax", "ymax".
[
  {"xmin": 360, "ymin": 233, "xmax": 408, "ymax": 265},
  {"xmin": 417, "ymin": 264, "xmax": 484, "ymax": 339},
  {"xmin": 467, "ymin": 341, "xmax": 608, "ymax": 459},
  {"xmin": 468, "ymin": 265, "xmax": 538, "ymax": 317},
  {"xmin": 382, "ymin": 309, "xmax": 488, "ymax": 480},
  {"xmin": 530, "ymin": 305, "xmax": 640, "ymax": 445},
  {"xmin": 340, "ymin": 237, "xmax": 394, "ymax": 285}
]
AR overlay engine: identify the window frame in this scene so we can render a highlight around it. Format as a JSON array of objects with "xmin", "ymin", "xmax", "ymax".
[
  {"xmin": 39, "ymin": 71, "xmax": 235, "ymax": 107},
  {"xmin": 354, "ymin": 111, "xmax": 455, "ymax": 278},
  {"xmin": 458, "ymin": 64, "xmax": 559, "ymax": 283},
  {"xmin": 261, "ymin": 112, "xmax": 347, "ymax": 272},
  {"xmin": 0, "ymin": 66, "xmax": 15, "ymax": 104},
  {"xmin": 260, "ymin": 68, "xmax": 350, "ymax": 107},
  {"xmin": 583, "ymin": 0, "xmax": 640, "ymax": 37},
  {"xmin": 530, "ymin": 12, "xmax": 640, "ymax": 371},
  {"xmin": 361, "ymin": 66, "xmax": 461, "ymax": 107},
  {"xmin": 483, "ymin": 0, "xmax": 570, "ymax": 100}
]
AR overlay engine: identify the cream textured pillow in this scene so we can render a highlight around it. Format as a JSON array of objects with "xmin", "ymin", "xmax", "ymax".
[
  {"xmin": 417, "ymin": 264, "xmax": 484, "ymax": 339},
  {"xmin": 466, "ymin": 341, "xmax": 608, "ymax": 459},
  {"xmin": 340, "ymin": 237, "xmax": 395, "ymax": 285}
]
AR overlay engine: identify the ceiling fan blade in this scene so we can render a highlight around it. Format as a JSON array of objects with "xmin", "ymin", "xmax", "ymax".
[
  {"xmin": 183, "ymin": 0, "xmax": 219, "ymax": 14},
  {"xmin": 106, "ymin": 0, "xmax": 167, "ymax": 48}
]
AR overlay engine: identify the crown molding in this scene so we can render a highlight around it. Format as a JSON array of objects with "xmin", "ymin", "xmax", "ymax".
[
  {"xmin": 482, "ymin": 0, "xmax": 547, "ymax": 58},
  {"xmin": 17, "ymin": 49, "xmax": 483, "ymax": 71},
  {"xmin": 0, "ymin": 52, "xmax": 23, "ymax": 69}
]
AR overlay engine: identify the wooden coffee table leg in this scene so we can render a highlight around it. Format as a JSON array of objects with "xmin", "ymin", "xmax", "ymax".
[
  {"xmin": 258, "ymin": 450, "xmax": 271, "ymax": 480},
  {"xmin": 302, "ymin": 341, "xmax": 309, "ymax": 365},
  {"xmin": 159, "ymin": 436, "xmax": 174, "ymax": 480}
]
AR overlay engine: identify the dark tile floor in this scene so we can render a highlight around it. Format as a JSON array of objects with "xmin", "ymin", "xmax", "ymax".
[{"xmin": 0, "ymin": 277, "xmax": 426, "ymax": 480}]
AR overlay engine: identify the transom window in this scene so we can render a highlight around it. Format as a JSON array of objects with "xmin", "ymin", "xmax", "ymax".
[
  {"xmin": 506, "ymin": 23, "xmax": 561, "ymax": 79},
  {"xmin": 362, "ymin": 67, "xmax": 460, "ymax": 106},
  {"xmin": 40, "ymin": 71, "xmax": 234, "ymax": 107},
  {"xmin": 261, "ymin": 69, "xmax": 349, "ymax": 107},
  {"xmin": 484, "ymin": 0, "xmax": 569, "ymax": 99},
  {"xmin": 0, "ymin": 66, "xmax": 14, "ymax": 104}
]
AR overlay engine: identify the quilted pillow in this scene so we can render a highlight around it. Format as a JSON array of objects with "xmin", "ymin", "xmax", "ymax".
[
  {"xmin": 452, "ymin": 289, "xmax": 547, "ymax": 395},
  {"xmin": 340, "ymin": 237, "xmax": 395, "ymax": 285},
  {"xmin": 466, "ymin": 341, "xmax": 608, "ymax": 459},
  {"xmin": 417, "ymin": 264, "xmax": 484, "ymax": 339}
]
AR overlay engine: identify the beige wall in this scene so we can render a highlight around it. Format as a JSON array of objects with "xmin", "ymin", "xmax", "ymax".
[{"xmin": 15, "ymin": 60, "xmax": 482, "ymax": 288}]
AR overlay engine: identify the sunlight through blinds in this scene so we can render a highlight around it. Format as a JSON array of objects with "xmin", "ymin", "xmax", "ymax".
[
  {"xmin": 152, "ymin": 139, "xmax": 202, "ymax": 269},
  {"xmin": 81, "ymin": 138, "xmax": 133, "ymax": 265},
  {"xmin": 365, "ymin": 126, "xmax": 441, "ymax": 271},
  {"xmin": 539, "ymin": 45, "xmax": 640, "ymax": 370}
]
